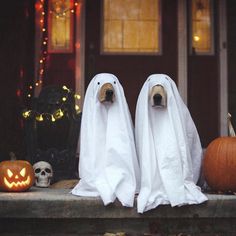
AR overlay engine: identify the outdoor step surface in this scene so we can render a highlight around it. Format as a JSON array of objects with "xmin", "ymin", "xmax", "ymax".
[{"xmin": 0, "ymin": 187, "xmax": 236, "ymax": 235}]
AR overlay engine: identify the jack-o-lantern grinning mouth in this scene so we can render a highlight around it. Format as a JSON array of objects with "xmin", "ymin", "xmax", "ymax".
[{"xmin": 3, "ymin": 176, "xmax": 31, "ymax": 189}]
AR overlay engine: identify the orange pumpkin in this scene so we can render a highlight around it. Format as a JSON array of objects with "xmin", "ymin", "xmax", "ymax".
[
  {"xmin": 0, "ymin": 160, "xmax": 35, "ymax": 192},
  {"xmin": 203, "ymin": 137, "xmax": 236, "ymax": 192}
]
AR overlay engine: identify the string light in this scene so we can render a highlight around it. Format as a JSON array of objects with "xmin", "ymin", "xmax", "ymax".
[
  {"xmin": 27, "ymin": 0, "xmax": 48, "ymax": 98},
  {"xmin": 22, "ymin": 109, "xmax": 65, "ymax": 123},
  {"xmin": 74, "ymin": 94, "xmax": 81, "ymax": 99},
  {"xmin": 51, "ymin": 115, "xmax": 56, "ymax": 122},
  {"xmin": 54, "ymin": 109, "xmax": 64, "ymax": 119},
  {"xmin": 36, "ymin": 114, "xmax": 44, "ymax": 122},
  {"xmin": 75, "ymin": 104, "xmax": 80, "ymax": 113},
  {"xmin": 49, "ymin": 0, "xmax": 78, "ymax": 18},
  {"xmin": 62, "ymin": 85, "xmax": 70, "ymax": 92},
  {"xmin": 22, "ymin": 85, "xmax": 81, "ymax": 123},
  {"xmin": 22, "ymin": 110, "xmax": 32, "ymax": 119},
  {"xmin": 27, "ymin": 1, "xmax": 79, "ymax": 99}
]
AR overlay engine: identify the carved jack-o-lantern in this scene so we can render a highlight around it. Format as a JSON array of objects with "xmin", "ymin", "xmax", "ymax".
[{"xmin": 0, "ymin": 160, "xmax": 35, "ymax": 192}]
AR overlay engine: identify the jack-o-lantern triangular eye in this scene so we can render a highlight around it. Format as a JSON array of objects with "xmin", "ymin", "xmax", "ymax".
[
  {"xmin": 7, "ymin": 169, "xmax": 13, "ymax": 178},
  {"xmin": 20, "ymin": 168, "xmax": 26, "ymax": 177}
]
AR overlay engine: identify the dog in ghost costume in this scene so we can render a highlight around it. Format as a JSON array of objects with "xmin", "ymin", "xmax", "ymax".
[
  {"xmin": 135, "ymin": 74, "xmax": 207, "ymax": 213},
  {"xmin": 72, "ymin": 73, "xmax": 140, "ymax": 207}
]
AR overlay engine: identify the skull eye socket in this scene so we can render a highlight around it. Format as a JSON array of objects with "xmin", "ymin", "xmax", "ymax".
[
  {"xmin": 35, "ymin": 168, "xmax": 41, "ymax": 174},
  {"xmin": 45, "ymin": 168, "xmax": 51, "ymax": 174},
  {"xmin": 20, "ymin": 168, "xmax": 26, "ymax": 177},
  {"xmin": 7, "ymin": 169, "xmax": 13, "ymax": 178}
]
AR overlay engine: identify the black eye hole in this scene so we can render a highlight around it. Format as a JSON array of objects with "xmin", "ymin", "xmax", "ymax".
[
  {"xmin": 114, "ymin": 81, "xmax": 116, "ymax": 84},
  {"xmin": 97, "ymin": 82, "xmax": 100, "ymax": 85},
  {"xmin": 45, "ymin": 168, "xmax": 52, "ymax": 173},
  {"xmin": 35, "ymin": 168, "xmax": 41, "ymax": 174}
]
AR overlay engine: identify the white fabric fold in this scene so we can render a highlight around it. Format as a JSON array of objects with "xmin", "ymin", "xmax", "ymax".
[
  {"xmin": 72, "ymin": 73, "xmax": 140, "ymax": 207},
  {"xmin": 135, "ymin": 74, "xmax": 207, "ymax": 213}
]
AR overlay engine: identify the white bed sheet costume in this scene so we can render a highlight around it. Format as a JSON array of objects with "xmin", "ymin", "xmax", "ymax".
[
  {"xmin": 135, "ymin": 74, "xmax": 207, "ymax": 213},
  {"xmin": 72, "ymin": 73, "xmax": 140, "ymax": 207}
]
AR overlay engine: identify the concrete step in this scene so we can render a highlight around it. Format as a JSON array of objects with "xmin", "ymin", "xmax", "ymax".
[{"xmin": 0, "ymin": 187, "xmax": 236, "ymax": 235}]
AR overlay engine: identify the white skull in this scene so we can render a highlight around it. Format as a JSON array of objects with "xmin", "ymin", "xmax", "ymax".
[{"xmin": 33, "ymin": 161, "xmax": 53, "ymax": 188}]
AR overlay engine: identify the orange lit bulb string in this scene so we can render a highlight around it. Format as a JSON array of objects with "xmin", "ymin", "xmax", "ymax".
[
  {"xmin": 27, "ymin": 1, "xmax": 78, "ymax": 98},
  {"xmin": 22, "ymin": 85, "xmax": 81, "ymax": 122},
  {"xmin": 27, "ymin": 0, "xmax": 46, "ymax": 98},
  {"xmin": 49, "ymin": 0, "xmax": 78, "ymax": 18},
  {"xmin": 37, "ymin": 0, "xmax": 46, "ymax": 87}
]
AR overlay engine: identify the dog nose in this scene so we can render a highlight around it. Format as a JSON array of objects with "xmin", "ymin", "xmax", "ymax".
[
  {"xmin": 106, "ymin": 89, "xmax": 114, "ymax": 97},
  {"xmin": 153, "ymin": 93, "xmax": 162, "ymax": 105}
]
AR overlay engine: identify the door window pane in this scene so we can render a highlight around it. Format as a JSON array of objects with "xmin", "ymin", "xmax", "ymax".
[
  {"xmin": 102, "ymin": 0, "xmax": 160, "ymax": 54},
  {"xmin": 190, "ymin": 0, "xmax": 214, "ymax": 54},
  {"xmin": 48, "ymin": 0, "xmax": 74, "ymax": 53}
]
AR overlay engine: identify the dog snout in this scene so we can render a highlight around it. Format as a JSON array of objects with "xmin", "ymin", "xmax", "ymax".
[
  {"xmin": 150, "ymin": 85, "xmax": 167, "ymax": 108},
  {"xmin": 153, "ymin": 93, "xmax": 162, "ymax": 106},
  {"xmin": 99, "ymin": 83, "xmax": 115, "ymax": 103},
  {"xmin": 106, "ymin": 89, "xmax": 114, "ymax": 98}
]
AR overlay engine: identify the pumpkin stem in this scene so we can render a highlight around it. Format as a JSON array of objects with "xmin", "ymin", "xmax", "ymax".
[
  {"xmin": 228, "ymin": 113, "xmax": 236, "ymax": 137},
  {"xmin": 9, "ymin": 152, "xmax": 17, "ymax": 161}
]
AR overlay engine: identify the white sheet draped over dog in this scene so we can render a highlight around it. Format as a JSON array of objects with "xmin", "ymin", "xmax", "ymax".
[
  {"xmin": 135, "ymin": 74, "xmax": 207, "ymax": 213},
  {"xmin": 72, "ymin": 73, "xmax": 140, "ymax": 207}
]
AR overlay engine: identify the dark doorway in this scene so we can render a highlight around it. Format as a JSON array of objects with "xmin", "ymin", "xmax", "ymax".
[{"xmin": 0, "ymin": 0, "xmax": 35, "ymax": 161}]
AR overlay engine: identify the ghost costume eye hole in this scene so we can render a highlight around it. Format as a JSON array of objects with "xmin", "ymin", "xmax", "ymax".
[
  {"xmin": 114, "ymin": 81, "xmax": 116, "ymax": 84},
  {"xmin": 97, "ymin": 82, "xmax": 100, "ymax": 85}
]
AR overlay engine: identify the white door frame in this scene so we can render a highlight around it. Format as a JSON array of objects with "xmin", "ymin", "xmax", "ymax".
[
  {"xmin": 75, "ymin": 0, "xmax": 85, "ymax": 111},
  {"xmin": 219, "ymin": 0, "xmax": 228, "ymax": 136},
  {"xmin": 178, "ymin": 0, "xmax": 188, "ymax": 105}
]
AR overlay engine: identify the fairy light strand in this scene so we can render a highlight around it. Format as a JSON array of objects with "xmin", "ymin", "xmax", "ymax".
[
  {"xmin": 27, "ymin": 0, "xmax": 79, "ymax": 99},
  {"xmin": 23, "ymin": 85, "xmax": 81, "ymax": 123}
]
